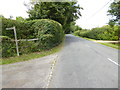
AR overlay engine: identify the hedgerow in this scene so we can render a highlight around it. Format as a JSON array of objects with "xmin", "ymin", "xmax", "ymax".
[
  {"xmin": 32, "ymin": 19, "xmax": 64, "ymax": 49},
  {"xmin": 2, "ymin": 18, "xmax": 36, "ymax": 39},
  {"xmin": 74, "ymin": 25, "xmax": 119, "ymax": 40},
  {"xmin": 1, "ymin": 36, "xmax": 16, "ymax": 57},
  {"xmin": 1, "ymin": 18, "xmax": 64, "ymax": 58},
  {"xmin": 1, "ymin": 36, "xmax": 39, "ymax": 58}
]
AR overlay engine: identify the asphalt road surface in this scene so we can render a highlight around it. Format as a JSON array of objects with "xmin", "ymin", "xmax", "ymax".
[
  {"xmin": 49, "ymin": 34, "xmax": 118, "ymax": 88},
  {"xmin": 2, "ymin": 54, "xmax": 58, "ymax": 88}
]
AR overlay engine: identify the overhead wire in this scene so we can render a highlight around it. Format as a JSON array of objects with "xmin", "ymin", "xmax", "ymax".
[{"xmin": 87, "ymin": 0, "xmax": 113, "ymax": 20}]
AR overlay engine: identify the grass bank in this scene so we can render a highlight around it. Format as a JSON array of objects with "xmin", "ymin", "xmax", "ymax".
[
  {"xmin": 74, "ymin": 34, "xmax": 119, "ymax": 50},
  {"xmin": 98, "ymin": 43, "xmax": 120, "ymax": 50},
  {"xmin": 0, "ymin": 41, "xmax": 64, "ymax": 65}
]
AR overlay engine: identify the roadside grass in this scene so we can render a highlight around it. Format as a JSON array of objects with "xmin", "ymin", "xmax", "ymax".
[
  {"xmin": 0, "ymin": 41, "xmax": 64, "ymax": 65},
  {"xmin": 82, "ymin": 37, "xmax": 120, "ymax": 50},
  {"xmin": 98, "ymin": 43, "xmax": 120, "ymax": 50},
  {"xmin": 73, "ymin": 34, "xmax": 120, "ymax": 50}
]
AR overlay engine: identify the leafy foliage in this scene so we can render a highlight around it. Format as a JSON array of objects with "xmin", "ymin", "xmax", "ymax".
[
  {"xmin": 1, "ymin": 36, "xmax": 38, "ymax": 58},
  {"xmin": 74, "ymin": 25, "xmax": 119, "ymax": 40},
  {"xmin": 32, "ymin": 19, "xmax": 64, "ymax": 49},
  {"xmin": 2, "ymin": 18, "xmax": 64, "ymax": 57},
  {"xmin": 2, "ymin": 18, "xmax": 36, "ymax": 39},
  {"xmin": 1, "ymin": 36, "xmax": 16, "ymax": 57},
  {"xmin": 26, "ymin": 2, "xmax": 83, "ymax": 33},
  {"xmin": 16, "ymin": 16, "xmax": 26, "ymax": 22},
  {"xmin": 64, "ymin": 22, "xmax": 82, "ymax": 33},
  {"xmin": 108, "ymin": 1, "xmax": 120, "ymax": 25}
]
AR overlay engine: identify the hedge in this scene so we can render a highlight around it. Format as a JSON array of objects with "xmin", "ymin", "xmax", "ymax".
[
  {"xmin": 1, "ymin": 18, "xmax": 64, "ymax": 58},
  {"xmin": 1, "ymin": 36, "xmax": 16, "ymax": 57},
  {"xmin": 32, "ymin": 19, "xmax": 64, "ymax": 50},
  {"xmin": 2, "ymin": 18, "xmax": 36, "ymax": 39},
  {"xmin": 74, "ymin": 25, "xmax": 119, "ymax": 40},
  {"xmin": 1, "ymin": 36, "xmax": 39, "ymax": 58}
]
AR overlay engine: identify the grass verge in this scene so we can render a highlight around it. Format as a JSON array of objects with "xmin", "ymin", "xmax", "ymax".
[
  {"xmin": 98, "ymin": 43, "xmax": 120, "ymax": 50},
  {"xmin": 73, "ymin": 34, "xmax": 119, "ymax": 50},
  {"xmin": 0, "ymin": 41, "xmax": 64, "ymax": 65}
]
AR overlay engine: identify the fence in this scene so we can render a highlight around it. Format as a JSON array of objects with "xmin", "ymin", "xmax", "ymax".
[
  {"xmin": 4, "ymin": 27, "xmax": 40, "ymax": 57},
  {"xmin": 2, "ymin": 37, "xmax": 40, "ymax": 58}
]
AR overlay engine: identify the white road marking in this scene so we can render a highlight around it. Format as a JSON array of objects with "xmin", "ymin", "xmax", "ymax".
[
  {"xmin": 45, "ymin": 55, "xmax": 58, "ymax": 88},
  {"xmin": 107, "ymin": 58, "xmax": 120, "ymax": 66}
]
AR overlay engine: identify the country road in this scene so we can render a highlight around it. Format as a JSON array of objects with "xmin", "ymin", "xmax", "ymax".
[
  {"xmin": 49, "ymin": 34, "xmax": 118, "ymax": 88},
  {"xmin": 1, "ymin": 34, "xmax": 119, "ymax": 89},
  {"xmin": 2, "ymin": 54, "xmax": 58, "ymax": 88}
]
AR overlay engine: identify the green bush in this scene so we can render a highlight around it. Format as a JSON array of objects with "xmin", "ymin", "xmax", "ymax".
[
  {"xmin": 74, "ymin": 30, "xmax": 80, "ymax": 36},
  {"xmin": 1, "ymin": 18, "xmax": 64, "ymax": 58},
  {"xmin": 1, "ymin": 36, "xmax": 16, "ymax": 57},
  {"xmin": 2, "ymin": 18, "xmax": 36, "ymax": 39},
  {"xmin": 32, "ymin": 19, "xmax": 64, "ymax": 50},
  {"xmin": 77, "ymin": 25, "xmax": 119, "ymax": 40},
  {"xmin": 18, "ymin": 41, "xmax": 39, "ymax": 54},
  {"xmin": 1, "ymin": 36, "xmax": 39, "ymax": 58}
]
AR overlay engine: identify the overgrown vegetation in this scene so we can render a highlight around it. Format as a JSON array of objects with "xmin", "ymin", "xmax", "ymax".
[
  {"xmin": 1, "ymin": 17, "xmax": 64, "ymax": 58},
  {"xmin": 99, "ymin": 43, "xmax": 120, "ymax": 50},
  {"xmin": 2, "ymin": 17, "xmax": 36, "ymax": 39},
  {"xmin": 26, "ymin": 2, "xmax": 83, "ymax": 34},
  {"xmin": 74, "ymin": 25, "xmax": 120, "ymax": 40},
  {"xmin": 1, "ymin": 36, "xmax": 16, "ymax": 57},
  {"xmin": 107, "ymin": 1, "xmax": 120, "ymax": 26},
  {"xmin": 0, "ymin": 40, "xmax": 64, "ymax": 65},
  {"xmin": 1, "ymin": 1, "xmax": 82, "ymax": 59},
  {"xmin": 32, "ymin": 19, "xmax": 64, "ymax": 50}
]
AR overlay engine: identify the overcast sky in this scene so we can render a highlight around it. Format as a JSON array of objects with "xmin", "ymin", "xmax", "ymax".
[
  {"xmin": 76, "ymin": 0, "xmax": 114, "ymax": 29},
  {"xmin": 0, "ymin": 0, "xmax": 114, "ymax": 29}
]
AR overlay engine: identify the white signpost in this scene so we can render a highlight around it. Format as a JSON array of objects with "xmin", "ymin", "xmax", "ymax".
[{"xmin": 6, "ymin": 26, "xmax": 19, "ymax": 56}]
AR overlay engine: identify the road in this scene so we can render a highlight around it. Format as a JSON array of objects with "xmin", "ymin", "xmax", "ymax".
[
  {"xmin": 2, "ymin": 54, "xmax": 58, "ymax": 88},
  {"xmin": 49, "ymin": 34, "xmax": 118, "ymax": 88}
]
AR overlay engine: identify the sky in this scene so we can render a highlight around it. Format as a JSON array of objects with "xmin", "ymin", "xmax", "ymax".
[
  {"xmin": 0, "ymin": 0, "xmax": 114, "ymax": 29},
  {"xmin": 76, "ymin": 0, "xmax": 114, "ymax": 29},
  {"xmin": 0, "ymin": 0, "xmax": 30, "ymax": 19}
]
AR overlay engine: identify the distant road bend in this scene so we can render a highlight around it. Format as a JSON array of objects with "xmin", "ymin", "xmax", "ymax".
[{"xmin": 49, "ymin": 34, "xmax": 118, "ymax": 88}]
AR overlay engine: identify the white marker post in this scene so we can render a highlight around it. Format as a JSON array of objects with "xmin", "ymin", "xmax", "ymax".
[{"xmin": 6, "ymin": 26, "xmax": 19, "ymax": 56}]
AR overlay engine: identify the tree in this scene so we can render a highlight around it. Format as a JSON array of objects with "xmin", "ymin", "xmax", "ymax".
[
  {"xmin": 16, "ymin": 16, "xmax": 25, "ymax": 22},
  {"xmin": 69, "ymin": 22, "xmax": 82, "ymax": 33},
  {"xmin": 108, "ymin": 1, "xmax": 120, "ymax": 25},
  {"xmin": 26, "ymin": 2, "xmax": 83, "ymax": 33}
]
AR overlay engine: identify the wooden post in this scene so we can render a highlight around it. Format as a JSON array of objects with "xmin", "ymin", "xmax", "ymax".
[
  {"xmin": 13, "ymin": 26, "xmax": 19, "ymax": 56},
  {"xmin": 6, "ymin": 26, "xmax": 19, "ymax": 56}
]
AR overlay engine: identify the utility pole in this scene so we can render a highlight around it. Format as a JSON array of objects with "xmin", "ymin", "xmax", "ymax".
[{"xmin": 6, "ymin": 26, "xmax": 19, "ymax": 56}]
